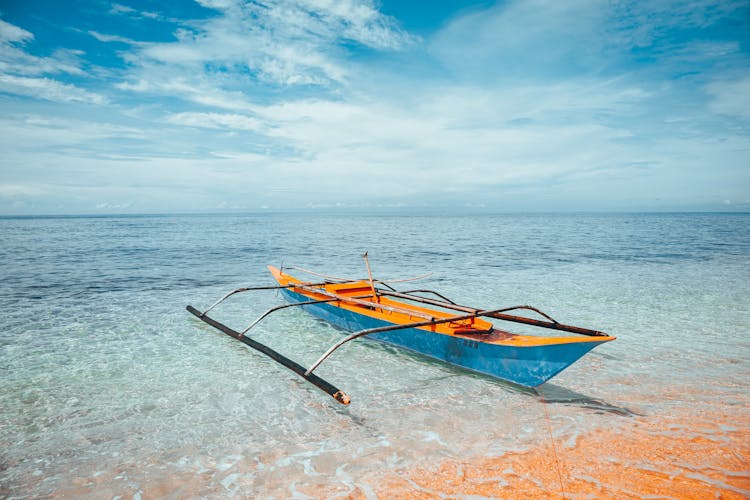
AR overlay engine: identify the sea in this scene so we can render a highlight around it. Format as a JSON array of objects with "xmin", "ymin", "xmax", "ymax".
[{"xmin": 1, "ymin": 212, "xmax": 748, "ymax": 498}]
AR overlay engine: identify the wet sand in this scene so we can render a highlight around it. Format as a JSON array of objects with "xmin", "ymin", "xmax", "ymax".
[{"xmin": 365, "ymin": 409, "xmax": 749, "ymax": 499}]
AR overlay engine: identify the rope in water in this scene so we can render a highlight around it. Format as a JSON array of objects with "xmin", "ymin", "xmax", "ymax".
[{"xmin": 540, "ymin": 389, "xmax": 567, "ymax": 499}]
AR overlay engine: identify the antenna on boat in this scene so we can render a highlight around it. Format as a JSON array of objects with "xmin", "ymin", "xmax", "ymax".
[{"xmin": 362, "ymin": 251, "xmax": 379, "ymax": 302}]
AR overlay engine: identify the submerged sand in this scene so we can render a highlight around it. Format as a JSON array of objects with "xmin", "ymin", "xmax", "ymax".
[
  {"xmin": 365, "ymin": 409, "xmax": 749, "ymax": 499},
  {"xmin": 29, "ymin": 405, "xmax": 747, "ymax": 499}
]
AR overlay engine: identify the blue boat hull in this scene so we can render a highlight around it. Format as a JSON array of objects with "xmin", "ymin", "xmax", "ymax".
[{"xmin": 281, "ymin": 288, "xmax": 603, "ymax": 387}]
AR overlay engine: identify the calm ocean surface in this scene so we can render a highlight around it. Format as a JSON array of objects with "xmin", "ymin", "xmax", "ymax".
[{"xmin": 1, "ymin": 212, "xmax": 748, "ymax": 497}]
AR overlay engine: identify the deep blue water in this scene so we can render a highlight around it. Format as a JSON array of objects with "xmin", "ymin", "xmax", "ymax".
[{"xmin": 1, "ymin": 212, "xmax": 748, "ymax": 496}]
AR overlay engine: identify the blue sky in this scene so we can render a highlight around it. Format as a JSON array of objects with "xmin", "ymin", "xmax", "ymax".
[{"xmin": 0, "ymin": 0, "xmax": 748, "ymax": 214}]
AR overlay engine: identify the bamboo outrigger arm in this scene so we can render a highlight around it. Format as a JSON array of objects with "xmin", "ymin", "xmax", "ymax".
[
  {"xmin": 380, "ymin": 289, "xmax": 558, "ymax": 322},
  {"xmin": 377, "ymin": 290, "xmax": 606, "ymax": 337},
  {"xmin": 379, "ymin": 290, "xmax": 559, "ymax": 322},
  {"xmin": 199, "ymin": 280, "xmax": 361, "ymax": 317}
]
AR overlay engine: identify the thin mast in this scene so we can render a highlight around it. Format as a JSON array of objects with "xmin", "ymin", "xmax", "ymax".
[{"xmin": 362, "ymin": 251, "xmax": 379, "ymax": 302}]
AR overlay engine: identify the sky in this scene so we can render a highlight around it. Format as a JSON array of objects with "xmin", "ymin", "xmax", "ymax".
[{"xmin": 0, "ymin": 0, "xmax": 748, "ymax": 214}]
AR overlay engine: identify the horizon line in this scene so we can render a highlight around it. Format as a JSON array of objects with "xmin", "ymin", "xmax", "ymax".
[{"xmin": 1, "ymin": 209, "xmax": 749, "ymax": 219}]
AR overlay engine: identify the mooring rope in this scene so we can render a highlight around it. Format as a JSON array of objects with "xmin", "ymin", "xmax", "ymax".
[{"xmin": 540, "ymin": 389, "xmax": 567, "ymax": 499}]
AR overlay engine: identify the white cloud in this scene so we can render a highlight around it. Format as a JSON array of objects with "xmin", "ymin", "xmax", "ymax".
[
  {"xmin": 0, "ymin": 19, "xmax": 34, "ymax": 43},
  {"xmin": 610, "ymin": 0, "xmax": 748, "ymax": 47},
  {"xmin": 230, "ymin": 85, "xmax": 643, "ymax": 198},
  {"xmin": 195, "ymin": 0, "xmax": 235, "ymax": 9},
  {"xmin": 0, "ymin": 19, "xmax": 89, "ymax": 81},
  {"xmin": 0, "ymin": 1, "xmax": 747, "ymax": 213},
  {"xmin": 707, "ymin": 76, "xmax": 750, "ymax": 121},
  {"xmin": 0, "ymin": 74, "xmax": 107, "ymax": 104},
  {"xmin": 118, "ymin": 0, "xmax": 413, "ymax": 97},
  {"xmin": 115, "ymin": 78, "xmax": 258, "ymax": 112},
  {"xmin": 166, "ymin": 112, "xmax": 263, "ymax": 131},
  {"xmin": 431, "ymin": 0, "xmax": 748, "ymax": 81},
  {"xmin": 95, "ymin": 202, "xmax": 133, "ymax": 209},
  {"xmin": 0, "ymin": 46, "xmax": 86, "ymax": 77},
  {"xmin": 0, "ymin": 184, "xmax": 46, "ymax": 197},
  {"xmin": 109, "ymin": 3, "xmax": 160, "ymax": 20},
  {"xmin": 110, "ymin": 3, "xmax": 136, "ymax": 15},
  {"xmin": 88, "ymin": 30, "xmax": 139, "ymax": 44},
  {"xmin": 431, "ymin": 0, "xmax": 608, "ymax": 79},
  {"xmin": 288, "ymin": 0, "xmax": 415, "ymax": 50},
  {"xmin": 0, "ymin": 114, "xmax": 151, "ymax": 166}
]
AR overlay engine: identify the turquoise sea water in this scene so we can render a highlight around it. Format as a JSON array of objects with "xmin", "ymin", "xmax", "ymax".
[{"xmin": 1, "ymin": 213, "xmax": 748, "ymax": 497}]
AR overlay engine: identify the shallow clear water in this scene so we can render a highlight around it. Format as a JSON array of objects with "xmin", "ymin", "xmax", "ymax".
[{"xmin": 1, "ymin": 213, "xmax": 748, "ymax": 497}]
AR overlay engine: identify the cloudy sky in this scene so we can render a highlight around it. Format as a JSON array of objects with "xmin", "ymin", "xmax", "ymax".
[{"xmin": 0, "ymin": 0, "xmax": 748, "ymax": 214}]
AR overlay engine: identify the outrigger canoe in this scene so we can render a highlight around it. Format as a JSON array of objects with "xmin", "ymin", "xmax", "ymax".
[{"xmin": 187, "ymin": 258, "xmax": 614, "ymax": 404}]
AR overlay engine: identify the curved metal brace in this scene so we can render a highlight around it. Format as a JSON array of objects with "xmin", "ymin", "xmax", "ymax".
[
  {"xmin": 303, "ymin": 301, "xmax": 589, "ymax": 376},
  {"xmin": 201, "ymin": 287, "xmax": 249, "ymax": 316},
  {"xmin": 238, "ymin": 298, "xmax": 338, "ymax": 337},
  {"xmin": 305, "ymin": 307, "xmax": 520, "ymax": 376},
  {"xmin": 200, "ymin": 281, "xmax": 334, "ymax": 316},
  {"xmin": 492, "ymin": 305, "xmax": 559, "ymax": 324},
  {"xmin": 305, "ymin": 320, "xmax": 439, "ymax": 376}
]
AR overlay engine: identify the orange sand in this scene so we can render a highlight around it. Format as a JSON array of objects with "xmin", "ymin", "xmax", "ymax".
[{"xmin": 355, "ymin": 410, "xmax": 750, "ymax": 499}]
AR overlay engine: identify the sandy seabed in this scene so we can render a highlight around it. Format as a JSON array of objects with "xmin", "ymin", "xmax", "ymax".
[
  {"xmin": 363, "ymin": 410, "xmax": 749, "ymax": 499},
  {"xmin": 32, "ymin": 406, "xmax": 747, "ymax": 499}
]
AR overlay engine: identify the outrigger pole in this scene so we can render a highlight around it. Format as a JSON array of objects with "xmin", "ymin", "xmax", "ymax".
[
  {"xmin": 187, "ymin": 280, "xmax": 363, "ymax": 404},
  {"xmin": 187, "ymin": 278, "xmax": 389, "ymax": 404},
  {"xmin": 186, "ymin": 305, "xmax": 351, "ymax": 405}
]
